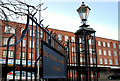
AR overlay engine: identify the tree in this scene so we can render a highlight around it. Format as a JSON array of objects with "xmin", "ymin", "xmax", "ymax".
[{"xmin": 0, "ymin": 0, "xmax": 45, "ymax": 30}]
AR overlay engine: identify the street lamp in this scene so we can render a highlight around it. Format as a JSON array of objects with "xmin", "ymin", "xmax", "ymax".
[
  {"xmin": 75, "ymin": 2, "xmax": 98, "ymax": 81},
  {"xmin": 77, "ymin": 2, "xmax": 91, "ymax": 27}
]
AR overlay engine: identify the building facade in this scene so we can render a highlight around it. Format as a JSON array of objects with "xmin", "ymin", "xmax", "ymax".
[{"xmin": 0, "ymin": 21, "xmax": 120, "ymax": 79}]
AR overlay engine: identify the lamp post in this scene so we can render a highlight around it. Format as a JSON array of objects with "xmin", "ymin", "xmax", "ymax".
[
  {"xmin": 75, "ymin": 2, "xmax": 98, "ymax": 81},
  {"xmin": 76, "ymin": 2, "xmax": 91, "ymax": 27}
]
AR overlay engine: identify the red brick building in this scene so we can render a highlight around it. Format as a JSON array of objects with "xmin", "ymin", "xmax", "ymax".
[{"xmin": 0, "ymin": 21, "xmax": 120, "ymax": 79}]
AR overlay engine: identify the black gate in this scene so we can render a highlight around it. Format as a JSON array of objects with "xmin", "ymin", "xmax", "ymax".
[
  {"xmin": 1, "ymin": 11, "xmax": 67, "ymax": 80},
  {"xmin": 67, "ymin": 36, "xmax": 98, "ymax": 81}
]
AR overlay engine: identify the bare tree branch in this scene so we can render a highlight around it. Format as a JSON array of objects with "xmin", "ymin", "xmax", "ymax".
[{"xmin": 0, "ymin": 0, "xmax": 45, "ymax": 27}]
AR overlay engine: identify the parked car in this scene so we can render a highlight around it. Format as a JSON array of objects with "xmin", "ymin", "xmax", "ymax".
[
  {"xmin": 108, "ymin": 73, "xmax": 120, "ymax": 80},
  {"xmin": 7, "ymin": 71, "xmax": 35, "ymax": 80}
]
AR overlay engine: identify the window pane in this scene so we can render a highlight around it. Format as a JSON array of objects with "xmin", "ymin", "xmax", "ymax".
[
  {"xmin": 99, "ymin": 59, "xmax": 103, "ymax": 64},
  {"xmin": 72, "ymin": 56, "xmax": 75, "ymax": 62},
  {"xmin": 79, "ymin": 38, "xmax": 81, "ymax": 43},
  {"xmin": 109, "ymin": 60, "xmax": 112, "ymax": 64},
  {"xmin": 29, "ymin": 41, "xmax": 34, "ymax": 48},
  {"xmin": 65, "ymin": 36, "xmax": 68, "ymax": 41},
  {"xmin": 58, "ymin": 34, "xmax": 62, "ymax": 40},
  {"xmin": 108, "ymin": 51, "xmax": 111, "ymax": 56},
  {"xmin": 72, "ymin": 47, "xmax": 75, "ymax": 52},
  {"xmin": 23, "ymin": 52, "xmax": 25, "ymax": 59},
  {"xmin": 5, "ymin": 26, "xmax": 15, "ymax": 34},
  {"xmin": 103, "ymin": 42, "xmax": 106, "ymax": 47},
  {"xmin": 9, "ymin": 51, "xmax": 13, "ymax": 58},
  {"xmin": 114, "ymin": 51, "xmax": 117, "ymax": 56},
  {"xmin": 90, "ymin": 58, "xmax": 93, "ymax": 63},
  {"xmin": 4, "ymin": 38, "xmax": 8, "ymax": 45},
  {"xmin": 20, "ymin": 52, "xmax": 25, "ymax": 59},
  {"xmin": 11, "ymin": 51, "xmax": 13, "ymax": 57},
  {"xmin": 23, "ymin": 40, "xmax": 26, "ymax": 47},
  {"xmin": 29, "ymin": 53, "xmax": 31, "ymax": 59},
  {"xmin": 30, "ymin": 30, "xmax": 35, "ymax": 36},
  {"xmin": 104, "ymin": 50, "xmax": 107, "ymax": 56},
  {"xmin": 90, "ymin": 49, "xmax": 92, "ymax": 54},
  {"xmin": 71, "ymin": 36, "xmax": 75, "ymax": 42},
  {"xmin": 98, "ymin": 41, "xmax": 101, "ymax": 46},
  {"xmin": 99, "ymin": 50, "xmax": 102, "ymax": 55},
  {"xmin": 119, "ymin": 45, "xmax": 120, "ymax": 49},
  {"xmin": 3, "ymin": 50, "xmax": 7, "ymax": 58},
  {"xmin": 115, "ymin": 60, "xmax": 118, "ymax": 65},
  {"xmin": 113, "ymin": 43, "xmax": 116, "ymax": 48},
  {"xmin": 104, "ymin": 59, "xmax": 107, "ymax": 64},
  {"xmin": 89, "ymin": 40, "xmax": 91, "ymax": 45},
  {"xmin": 29, "ymin": 53, "xmax": 34, "ymax": 59},
  {"xmin": 10, "ymin": 39, "xmax": 14, "ymax": 44},
  {"xmin": 107, "ymin": 42, "xmax": 110, "ymax": 47}
]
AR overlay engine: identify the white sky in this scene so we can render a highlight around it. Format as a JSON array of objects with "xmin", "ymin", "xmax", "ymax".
[{"xmin": 7, "ymin": 0, "xmax": 119, "ymax": 40}]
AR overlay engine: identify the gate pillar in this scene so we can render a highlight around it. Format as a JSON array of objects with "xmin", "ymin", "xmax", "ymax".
[{"xmin": 75, "ymin": 2, "xmax": 98, "ymax": 81}]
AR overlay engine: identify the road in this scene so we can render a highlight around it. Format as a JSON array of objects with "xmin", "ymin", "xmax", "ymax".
[{"xmin": 99, "ymin": 79, "xmax": 120, "ymax": 81}]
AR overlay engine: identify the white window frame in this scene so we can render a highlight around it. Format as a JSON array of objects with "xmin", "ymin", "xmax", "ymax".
[
  {"xmin": 72, "ymin": 47, "xmax": 75, "ymax": 52},
  {"xmin": 29, "ymin": 41, "xmax": 34, "ymax": 48},
  {"xmin": 90, "ymin": 49, "xmax": 92, "ymax": 54},
  {"xmin": 38, "ymin": 31, "xmax": 43, "ymax": 38},
  {"xmin": 104, "ymin": 50, "xmax": 107, "ymax": 56},
  {"xmin": 90, "ymin": 58, "xmax": 93, "ymax": 63},
  {"xmin": 30, "ymin": 30, "xmax": 35, "ymax": 36},
  {"xmin": 79, "ymin": 38, "xmax": 81, "ymax": 43},
  {"xmin": 20, "ymin": 40, "xmax": 26, "ymax": 47},
  {"xmin": 103, "ymin": 42, "xmax": 106, "ymax": 47},
  {"xmin": 104, "ymin": 59, "xmax": 107, "ymax": 64},
  {"xmin": 99, "ymin": 50, "xmax": 102, "ymax": 55},
  {"xmin": 8, "ymin": 51, "xmax": 13, "ymax": 58},
  {"xmin": 29, "ymin": 52, "xmax": 34, "ymax": 59},
  {"xmin": 108, "ymin": 51, "xmax": 111, "ymax": 56},
  {"xmin": 115, "ymin": 60, "xmax": 118, "ymax": 65},
  {"xmin": 109, "ymin": 59, "xmax": 112, "ymax": 64},
  {"xmin": 99, "ymin": 59, "xmax": 103, "ymax": 64},
  {"xmin": 98, "ymin": 41, "xmax": 101, "ymax": 46},
  {"xmin": 107, "ymin": 42, "xmax": 110, "ymax": 47},
  {"xmin": 91, "ymin": 40, "xmax": 95, "ymax": 45},
  {"xmin": 80, "ymin": 57, "xmax": 85, "ymax": 63},
  {"xmin": 4, "ymin": 38, "xmax": 14, "ymax": 45},
  {"xmin": 65, "ymin": 36, "xmax": 68, "ymax": 41},
  {"xmin": 4, "ymin": 38, "xmax": 8, "ymax": 45},
  {"xmin": 119, "ymin": 44, "xmax": 120, "ymax": 49},
  {"xmin": 20, "ymin": 52, "xmax": 25, "ymax": 59},
  {"xmin": 113, "ymin": 43, "xmax": 116, "ymax": 48},
  {"xmin": 5, "ymin": 26, "xmax": 15, "ymax": 34},
  {"xmin": 89, "ymin": 40, "xmax": 91, "ymax": 45},
  {"xmin": 71, "ymin": 36, "xmax": 75, "ymax": 42},
  {"xmin": 114, "ymin": 51, "xmax": 117, "ymax": 56},
  {"xmin": 3, "ymin": 50, "xmax": 7, "ymax": 58},
  {"xmin": 72, "ymin": 56, "xmax": 75, "ymax": 62},
  {"xmin": 58, "ymin": 34, "xmax": 62, "ymax": 40}
]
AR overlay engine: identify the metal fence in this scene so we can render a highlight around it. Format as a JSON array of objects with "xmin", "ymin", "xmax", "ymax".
[
  {"xmin": 67, "ymin": 33, "xmax": 98, "ymax": 81},
  {"xmin": 1, "ymin": 13, "xmax": 67, "ymax": 81}
]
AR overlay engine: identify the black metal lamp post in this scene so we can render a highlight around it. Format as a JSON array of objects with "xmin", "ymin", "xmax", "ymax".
[{"xmin": 75, "ymin": 2, "xmax": 98, "ymax": 81}]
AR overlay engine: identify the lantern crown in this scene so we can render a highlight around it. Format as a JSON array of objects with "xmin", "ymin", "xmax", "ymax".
[{"xmin": 77, "ymin": 2, "xmax": 91, "ymax": 25}]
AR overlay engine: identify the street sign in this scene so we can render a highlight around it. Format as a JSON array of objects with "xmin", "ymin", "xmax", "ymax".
[{"xmin": 41, "ymin": 40, "xmax": 66, "ymax": 79}]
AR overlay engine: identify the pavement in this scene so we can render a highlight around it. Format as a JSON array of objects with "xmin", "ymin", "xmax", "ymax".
[{"xmin": 98, "ymin": 79, "xmax": 120, "ymax": 81}]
